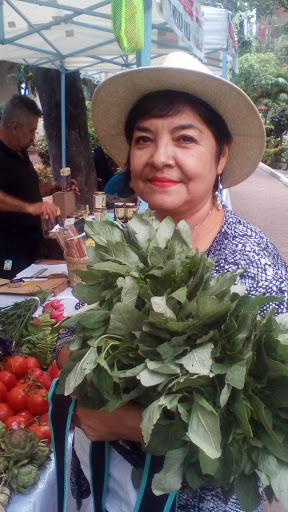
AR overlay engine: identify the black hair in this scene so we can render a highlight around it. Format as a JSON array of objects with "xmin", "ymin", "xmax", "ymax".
[
  {"xmin": 1, "ymin": 94, "xmax": 42, "ymax": 127},
  {"xmin": 125, "ymin": 90, "xmax": 232, "ymax": 164}
]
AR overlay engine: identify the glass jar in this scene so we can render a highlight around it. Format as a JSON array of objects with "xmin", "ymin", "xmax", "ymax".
[{"xmin": 60, "ymin": 167, "xmax": 71, "ymax": 192}]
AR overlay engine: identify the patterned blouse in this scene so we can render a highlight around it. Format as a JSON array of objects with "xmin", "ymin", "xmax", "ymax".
[{"xmin": 59, "ymin": 206, "xmax": 288, "ymax": 512}]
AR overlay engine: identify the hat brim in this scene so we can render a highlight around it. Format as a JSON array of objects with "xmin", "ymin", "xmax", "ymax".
[{"xmin": 91, "ymin": 66, "xmax": 266, "ymax": 189}]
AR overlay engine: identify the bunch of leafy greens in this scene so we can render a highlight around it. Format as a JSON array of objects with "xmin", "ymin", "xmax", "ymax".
[{"xmin": 57, "ymin": 211, "xmax": 288, "ymax": 512}]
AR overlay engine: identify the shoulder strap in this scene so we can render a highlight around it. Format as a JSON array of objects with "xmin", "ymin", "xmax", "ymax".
[{"xmin": 49, "ymin": 379, "xmax": 76, "ymax": 512}]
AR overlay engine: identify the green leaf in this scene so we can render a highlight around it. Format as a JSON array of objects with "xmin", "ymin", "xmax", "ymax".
[
  {"xmin": 187, "ymin": 393, "xmax": 221, "ymax": 459},
  {"xmin": 177, "ymin": 343, "xmax": 213, "ymax": 375},
  {"xmin": 219, "ymin": 383, "xmax": 232, "ymax": 408},
  {"xmin": 146, "ymin": 360, "xmax": 180, "ymax": 375},
  {"xmin": 199, "ymin": 449, "xmax": 220, "ymax": 476},
  {"xmin": 117, "ymin": 275, "xmax": 139, "ymax": 307},
  {"xmin": 231, "ymin": 393, "xmax": 253, "ymax": 438},
  {"xmin": 108, "ymin": 303, "xmax": 144, "ymax": 336},
  {"xmin": 78, "ymin": 309, "xmax": 110, "ymax": 329},
  {"xmin": 148, "ymin": 217, "xmax": 176, "ymax": 251},
  {"xmin": 138, "ymin": 368, "xmax": 167, "ymax": 387},
  {"xmin": 151, "ymin": 296, "xmax": 176, "ymax": 321},
  {"xmin": 64, "ymin": 347, "xmax": 98, "ymax": 395},
  {"xmin": 151, "ymin": 446, "xmax": 188, "ymax": 496},
  {"xmin": 141, "ymin": 395, "xmax": 181, "ymax": 445},
  {"xmin": 85, "ymin": 219, "xmax": 124, "ymax": 245},
  {"xmin": 225, "ymin": 361, "xmax": 247, "ymax": 390},
  {"xmin": 270, "ymin": 460, "xmax": 288, "ymax": 508},
  {"xmin": 145, "ymin": 419, "xmax": 186, "ymax": 456},
  {"xmin": 170, "ymin": 287, "xmax": 187, "ymax": 303},
  {"xmin": 234, "ymin": 473, "xmax": 262, "ymax": 512}
]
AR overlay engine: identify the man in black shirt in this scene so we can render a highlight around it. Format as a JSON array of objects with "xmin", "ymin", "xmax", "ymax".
[{"xmin": 0, "ymin": 95, "xmax": 59, "ymax": 279}]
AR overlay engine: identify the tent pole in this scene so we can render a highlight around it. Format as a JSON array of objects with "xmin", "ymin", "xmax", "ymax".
[
  {"xmin": 0, "ymin": 0, "xmax": 4, "ymax": 40},
  {"xmin": 61, "ymin": 68, "xmax": 66, "ymax": 168},
  {"xmin": 136, "ymin": 0, "xmax": 152, "ymax": 67},
  {"xmin": 222, "ymin": 49, "xmax": 228, "ymax": 79}
]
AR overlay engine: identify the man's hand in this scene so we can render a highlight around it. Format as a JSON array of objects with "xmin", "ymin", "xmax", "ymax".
[
  {"xmin": 72, "ymin": 402, "xmax": 144, "ymax": 442},
  {"xmin": 26, "ymin": 201, "xmax": 58, "ymax": 221},
  {"xmin": 70, "ymin": 179, "xmax": 80, "ymax": 195}
]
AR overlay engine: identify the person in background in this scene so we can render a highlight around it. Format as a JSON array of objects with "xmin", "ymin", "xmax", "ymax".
[
  {"xmin": 93, "ymin": 145, "xmax": 114, "ymax": 190},
  {"xmin": 0, "ymin": 94, "xmax": 78, "ymax": 279}
]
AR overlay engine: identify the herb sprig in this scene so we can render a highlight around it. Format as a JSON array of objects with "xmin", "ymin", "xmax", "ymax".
[{"xmin": 57, "ymin": 211, "xmax": 288, "ymax": 512}]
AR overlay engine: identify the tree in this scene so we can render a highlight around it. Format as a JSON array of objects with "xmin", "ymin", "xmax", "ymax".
[
  {"xmin": 33, "ymin": 68, "xmax": 97, "ymax": 209},
  {"xmin": 269, "ymin": 105, "xmax": 288, "ymax": 143},
  {"xmin": 235, "ymin": 52, "xmax": 282, "ymax": 101}
]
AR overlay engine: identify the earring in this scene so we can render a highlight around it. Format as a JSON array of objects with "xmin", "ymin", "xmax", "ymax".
[{"xmin": 215, "ymin": 175, "xmax": 223, "ymax": 210}]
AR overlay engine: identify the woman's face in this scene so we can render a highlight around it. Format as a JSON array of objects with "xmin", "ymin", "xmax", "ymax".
[{"xmin": 129, "ymin": 106, "xmax": 229, "ymax": 220}]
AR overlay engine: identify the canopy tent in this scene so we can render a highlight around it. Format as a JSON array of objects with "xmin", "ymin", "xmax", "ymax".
[{"xmin": 0, "ymin": 0, "xmax": 237, "ymax": 166}]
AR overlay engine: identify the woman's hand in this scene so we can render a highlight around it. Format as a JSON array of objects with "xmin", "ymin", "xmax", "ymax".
[{"xmin": 72, "ymin": 402, "xmax": 144, "ymax": 443}]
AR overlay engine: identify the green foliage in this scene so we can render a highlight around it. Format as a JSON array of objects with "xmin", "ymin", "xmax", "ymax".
[
  {"xmin": 262, "ymin": 146, "xmax": 287, "ymax": 168},
  {"xmin": 34, "ymin": 163, "xmax": 53, "ymax": 184},
  {"xmin": 35, "ymin": 135, "xmax": 50, "ymax": 166},
  {"xmin": 265, "ymin": 125, "xmax": 275, "ymax": 137},
  {"xmin": 56, "ymin": 211, "xmax": 288, "ymax": 510},
  {"xmin": 86, "ymin": 101, "xmax": 99, "ymax": 150},
  {"xmin": 7, "ymin": 64, "xmax": 37, "ymax": 96},
  {"xmin": 269, "ymin": 105, "xmax": 288, "ymax": 140},
  {"xmin": 236, "ymin": 53, "xmax": 281, "ymax": 101}
]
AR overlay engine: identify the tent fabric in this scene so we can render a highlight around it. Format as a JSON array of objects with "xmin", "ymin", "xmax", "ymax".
[{"xmin": 0, "ymin": 1, "xmax": 237, "ymax": 76}]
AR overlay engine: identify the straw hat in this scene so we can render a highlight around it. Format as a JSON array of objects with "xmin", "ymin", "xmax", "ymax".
[{"xmin": 91, "ymin": 52, "xmax": 265, "ymax": 189}]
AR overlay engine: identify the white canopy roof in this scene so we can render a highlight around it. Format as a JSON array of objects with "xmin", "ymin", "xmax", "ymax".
[{"xmin": 0, "ymin": 1, "xmax": 237, "ymax": 77}]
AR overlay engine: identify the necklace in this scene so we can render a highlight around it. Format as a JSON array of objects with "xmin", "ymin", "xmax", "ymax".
[{"xmin": 191, "ymin": 208, "xmax": 212, "ymax": 232}]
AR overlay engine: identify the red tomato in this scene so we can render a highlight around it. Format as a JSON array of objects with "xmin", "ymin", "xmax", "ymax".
[
  {"xmin": 28, "ymin": 368, "xmax": 44, "ymax": 380},
  {"xmin": 6, "ymin": 387, "xmax": 28, "ymax": 412},
  {"xmin": 6, "ymin": 356, "xmax": 28, "ymax": 379},
  {"xmin": 4, "ymin": 415, "xmax": 26, "ymax": 430},
  {"xmin": 40, "ymin": 412, "xmax": 49, "ymax": 424},
  {"xmin": 39, "ymin": 374, "xmax": 51, "ymax": 391},
  {"xmin": 18, "ymin": 410, "xmax": 35, "ymax": 424},
  {"xmin": 46, "ymin": 362, "xmax": 60, "ymax": 380},
  {"xmin": 25, "ymin": 357, "xmax": 40, "ymax": 372},
  {"xmin": 29, "ymin": 423, "xmax": 51, "ymax": 441},
  {"xmin": 0, "ymin": 382, "xmax": 7, "ymax": 402},
  {"xmin": 0, "ymin": 403, "xmax": 15, "ymax": 422},
  {"xmin": 0, "ymin": 371, "xmax": 17, "ymax": 391},
  {"xmin": 27, "ymin": 389, "xmax": 49, "ymax": 415}
]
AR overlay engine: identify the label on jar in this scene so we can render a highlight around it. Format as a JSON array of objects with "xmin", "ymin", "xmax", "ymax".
[
  {"xmin": 60, "ymin": 167, "xmax": 71, "ymax": 192},
  {"xmin": 93, "ymin": 192, "xmax": 106, "ymax": 209},
  {"xmin": 114, "ymin": 202, "xmax": 125, "ymax": 220},
  {"xmin": 93, "ymin": 208, "xmax": 107, "ymax": 221},
  {"xmin": 125, "ymin": 203, "xmax": 136, "ymax": 221}
]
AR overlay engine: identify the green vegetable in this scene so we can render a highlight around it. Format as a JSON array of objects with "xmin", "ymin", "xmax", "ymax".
[
  {"xmin": 0, "ymin": 290, "xmax": 51, "ymax": 343},
  {"xmin": 57, "ymin": 210, "xmax": 288, "ymax": 511}
]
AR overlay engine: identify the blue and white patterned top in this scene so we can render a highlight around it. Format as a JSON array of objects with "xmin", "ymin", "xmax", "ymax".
[{"xmin": 177, "ymin": 206, "xmax": 288, "ymax": 512}]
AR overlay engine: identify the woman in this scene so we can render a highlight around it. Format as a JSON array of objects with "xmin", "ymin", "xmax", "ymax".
[{"xmin": 51, "ymin": 52, "xmax": 288, "ymax": 512}]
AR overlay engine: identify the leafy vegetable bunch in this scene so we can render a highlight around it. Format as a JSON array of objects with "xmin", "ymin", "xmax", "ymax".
[{"xmin": 57, "ymin": 211, "xmax": 288, "ymax": 512}]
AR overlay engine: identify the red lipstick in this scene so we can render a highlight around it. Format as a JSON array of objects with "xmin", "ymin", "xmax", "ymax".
[{"xmin": 148, "ymin": 176, "xmax": 180, "ymax": 188}]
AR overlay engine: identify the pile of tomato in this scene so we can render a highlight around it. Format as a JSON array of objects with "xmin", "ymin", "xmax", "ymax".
[{"xmin": 0, "ymin": 355, "xmax": 60, "ymax": 441}]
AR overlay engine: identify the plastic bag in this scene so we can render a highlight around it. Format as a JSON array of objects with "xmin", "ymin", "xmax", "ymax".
[{"xmin": 112, "ymin": 0, "xmax": 144, "ymax": 53}]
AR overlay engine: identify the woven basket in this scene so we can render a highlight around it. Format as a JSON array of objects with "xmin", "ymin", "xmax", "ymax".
[{"xmin": 64, "ymin": 252, "xmax": 89, "ymax": 287}]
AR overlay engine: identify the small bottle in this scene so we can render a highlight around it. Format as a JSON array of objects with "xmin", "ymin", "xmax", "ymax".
[
  {"xmin": 93, "ymin": 207, "xmax": 107, "ymax": 221},
  {"xmin": 114, "ymin": 202, "xmax": 125, "ymax": 222},
  {"xmin": 124, "ymin": 202, "xmax": 136, "ymax": 223},
  {"xmin": 93, "ymin": 191, "xmax": 106, "ymax": 209},
  {"xmin": 60, "ymin": 167, "xmax": 71, "ymax": 192}
]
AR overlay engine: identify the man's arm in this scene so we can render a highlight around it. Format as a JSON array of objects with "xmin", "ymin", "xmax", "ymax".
[{"xmin": 0, "ymin": 190, "xmax": 58, "ymax": 221}]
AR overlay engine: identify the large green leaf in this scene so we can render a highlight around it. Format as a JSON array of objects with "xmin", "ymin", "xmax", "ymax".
[
  {"xmin": 64, "ymin": 347, "xmax": 98, "ymax": 395},
  {"xmin": 177, "ymin": 343, "xmax": 213, "ymax": 375},
  {"xmin": 151, "ymin": 446, "xmax": 188, "ymax": 496},
  {"xmin": 141, "ymin": 395, "xmax": 181, "ymax": 445},
  {"xmin": 187, "ymin": 393, "xmax": 221, "ymax": 459},
  {"xmin": 108, "ymin": 303, "xmax": 144, "ymax": 335},
  {"xmin": 234, "ymin": 473, "xmax": 262, "ymax": 512}
]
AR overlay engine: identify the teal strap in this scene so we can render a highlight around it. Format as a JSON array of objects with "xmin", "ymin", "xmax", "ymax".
[
  {"xmin": 89, "ymin": 442, "xmax": 97, "ymax": 512},
  {"xmin": 48, "ymin": 380, "xmax": 75, "ymax": 512},
  {"xmin": 163, "ymin": 492, "xmax": 177, "ymax": 512},
  {"xmin": 133, "ymin": 453, "xmax": 152, "ymax": 512},
  {"xmin": 48, "ymin": 379, "xmax": 59, "ymax": 510},
  {"xmin": 102, "ymin": 442, "xmax": 110, "ymax": 512}
]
